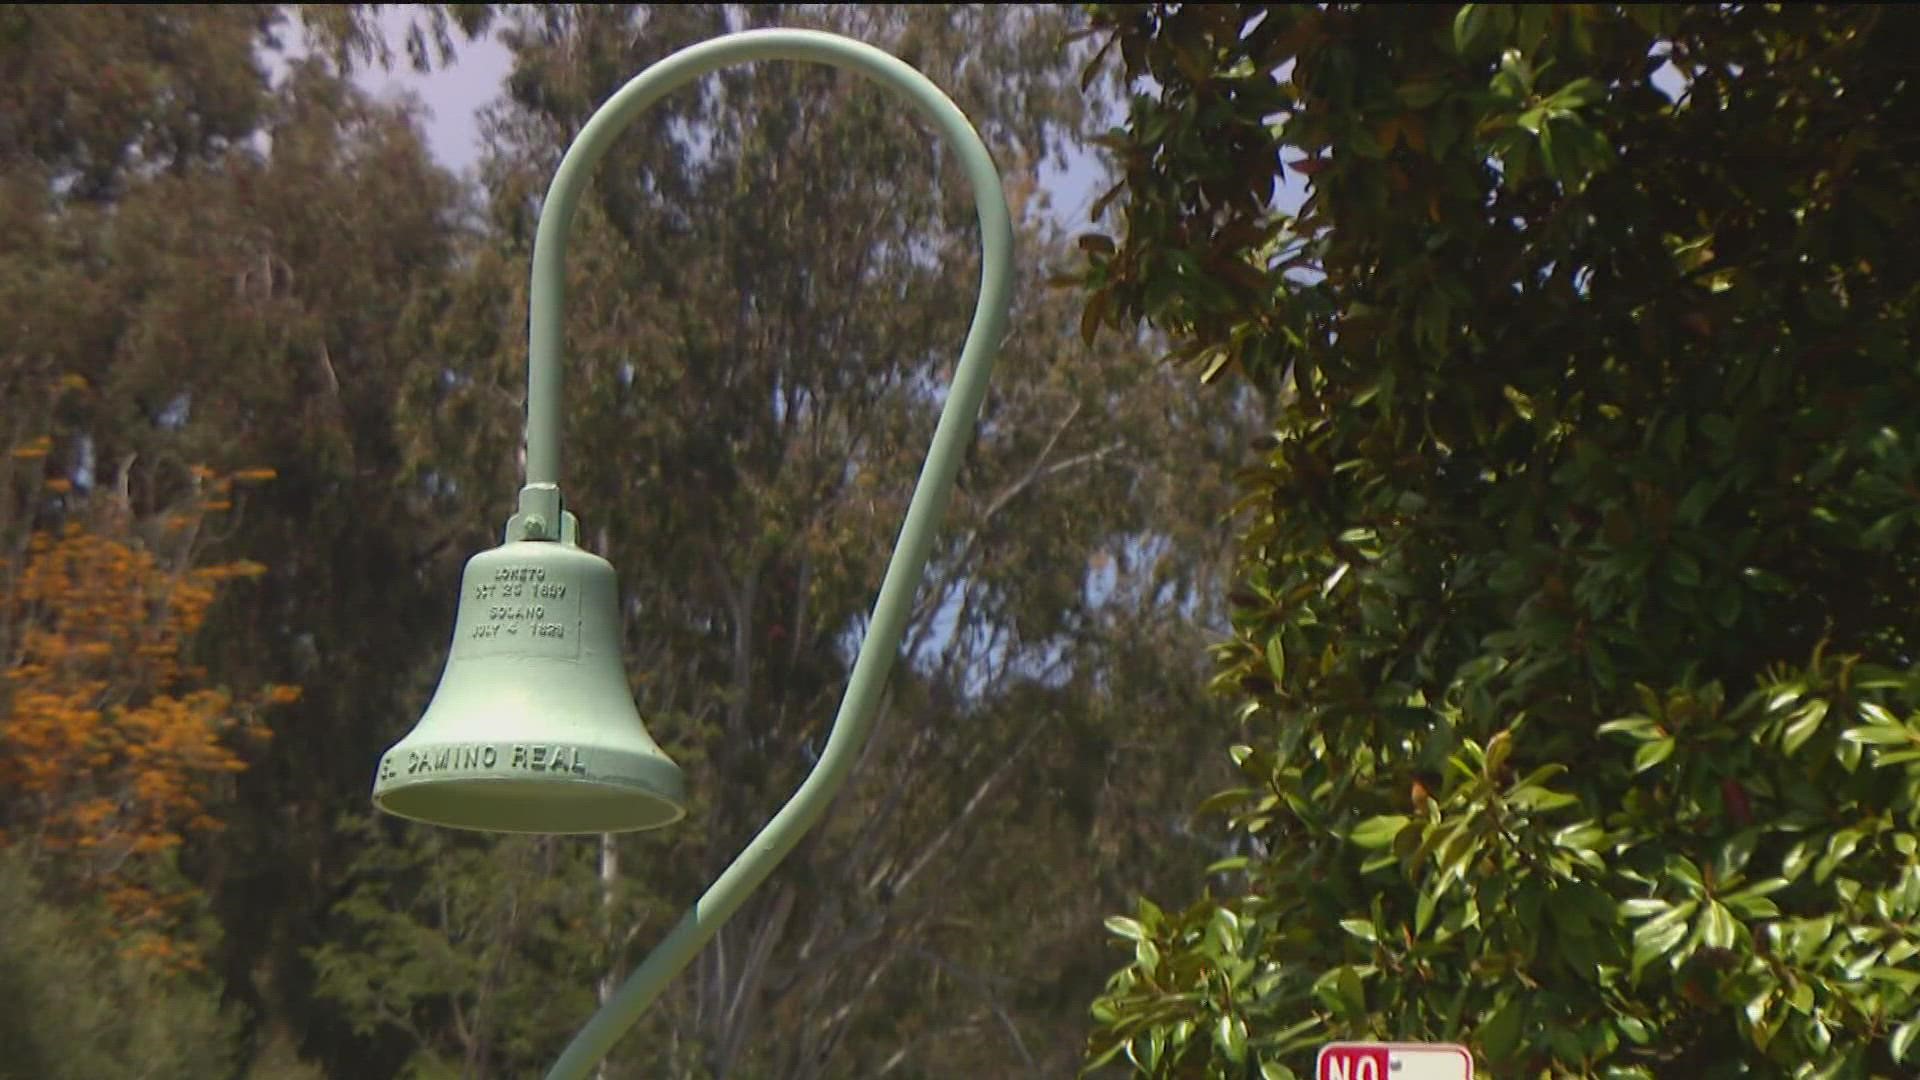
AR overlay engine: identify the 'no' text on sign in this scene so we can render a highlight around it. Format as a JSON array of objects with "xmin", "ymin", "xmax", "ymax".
[{"xmin": 1316, "ymin": 1042, "xmax": 1473, "ymax": 1080}]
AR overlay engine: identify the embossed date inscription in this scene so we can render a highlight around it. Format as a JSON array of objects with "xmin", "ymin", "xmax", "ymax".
[{"xmin": 459, "ymin": 563, "xmax": 582, "ymax": 659}]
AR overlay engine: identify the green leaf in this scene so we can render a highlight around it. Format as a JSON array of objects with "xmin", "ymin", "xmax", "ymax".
[
  {"xmin": 1791, "ymin": 917, "xmax": 1836, "ymax": 963},
  {"xmin": 1550, "ymin": 76, "xmax": 1605, "ymax": 107},
  {"xmin": 1859, "ymin": 701, "xmax": 1901, "ymax": 726},
  {"xmin": 1893, "ymin": 1019, "xmax": 1920, "ymax": 1063},
  {"xmin": 1597, "ymin": 716, "xmax": 1661, "ymax": 740},
  {"xmin": 1782, "ymin": 699, "xmax": 1829, "ymax": 755},
  {"xmin": 1338, "ymin": 965, "xmax": 1366, "ymax": 1016},
  {"xmin": 1199, "ymin": 347, "xmax": 1234, "ymax": 384},
  {"xmin": 1842, "ymin": 723, "xmax": 1912, "ymax": 746},
  {"xmin": 1129, "ymin": 1028, "xmax": 1163, "ymax": 1071},
  {"xmin": 1416, "ymin": 888, "xmax": 1439, "ymax": 937},
  {"xmin": 1700, "ymin": 901, "xmax": 1738, "ymax": 950},
  {"xmin": 1452, "ymin": 4, "xmax": 1490, "ymax": 56},
  {"xmin": 1868, "ymin": 966, "xmax": 1920, "ymax": 991},
  {"xmin": 1137, "ymin": 897, "xmax": 1163, "ymax": 928},
  {"xmin": 1194, "ymin": 787, "xmax": 1255, "ymax": 818},
  {"xmin": 1620, "ymin": 898, "xmax": 1670, "ymax": 919},
  {"xmin": 1815, "ymin": 829, "xmax": 1864, "ymax": 884},
  {"xmin": 1666, "ymin": 855, "xmax": 1706, "ymax": 893},
  {"xmin": 1631, "ymin": 922, "xmax": 1688, "ymax": 980},
  {"xmin": 1722, "ymin": 877, "xmax": 1788, "ymax": 902},
  {"xmin": 1486, "ymin": 729, "xmax": 1514, "ymax": 775},
  {"xmin": 1208, "ymin": 907, "xmax": 1243, "ymax": 954},
  {"xmin": 1716, "ymin": 829, "xmax": 1760, "ymax": 880},
  {"xmin": 1553, "ymin": 822, "xmax": 1606, "ymax": 853},
  {"xmin": 1478, "ymin": 995, "xmax": 1524, "ymax": 1060},
  {"xmin": 1323, "ymin": 562, "xmax": 1351, "ymax": 595},
  {"xmin": 1340, "ymin": 917, "xmax": 1379, "ymax": 944},
  {"xmin": 1723, "ymin": 878, "xmax": 1788, "ymax": 919},
  {"xmin": 1214, "ymin": 1014, "xmax": 1248, "ymax": 1064},
  {"xmin": 1808, "ymin": 1016, "xmax": 1832, "ymax": 1056},
  {"xmin": 1507, "ymin": 784, "xmax": 1578, "ymax": 812},
  {"xmin": 1782, "ymin": 839, "xmax": 1815, "ymax": 881},
  {"xmin": 1105, "ymin": 915, "xmax": 1146, "ymax": 941},
  {"xmin": 1633, "ymin": 737, "xmax": 1676, "ymax": 772},
  {"xmin": 1631, "ymin": 901, "xmax": 1697, "ymax": 979},
  {"xmin": 1133, "ymin": 937, "xmax": 1163, "ymax": 978},
  {"xmin": 1266, "ymin": 634, "xmax": 1286, "ymax": 684},
  {"xmin": 1311, "ymin": 965, "xmax": 1370, "ymax": 1018},
  {"xmin": 1616, "ymin": 1014, "xmax": 1652, "ymax": 1045},
  {"xmin": 1206, "ymin": 855, "xmax": 1251, "ymax": 875},
  {"xmin": 1350, "ymin": 814, "xmax": 1411, "ymax": 849}
]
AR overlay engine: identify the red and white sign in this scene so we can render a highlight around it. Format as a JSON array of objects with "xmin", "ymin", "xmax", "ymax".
[{"xmin": 1316, "ymin": 1042, "xmax": 1472, "ymax": 1080}]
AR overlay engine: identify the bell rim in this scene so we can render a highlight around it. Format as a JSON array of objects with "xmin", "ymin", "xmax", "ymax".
[{"xmin": 373, "ymin": 772, "xmax": 688, "ymax": 834}]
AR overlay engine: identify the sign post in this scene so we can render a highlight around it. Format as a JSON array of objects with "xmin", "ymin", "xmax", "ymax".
[{"xmin": 1316, "ymin": 1043, "xmax": 1473, "ymax": 1080}]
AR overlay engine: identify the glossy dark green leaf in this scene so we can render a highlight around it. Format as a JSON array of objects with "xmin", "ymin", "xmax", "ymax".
[
  {"xmin": 1478, "ymin": 995, "xmax": 1524, "ymax": 1060},
  {"xmin": 1893, "ymin": 1019, "xmax": 1920, "ymax": 1063},
  {"xmin": 1782, "ymin": 699, "xmax": 1829, "ymax": 755},
  {"xmin": 1633, "ymin": 737, "xmax": 1676, "ymax": 773},
  {"xmin": 1214, "ymin": 1013, "xmax": 1248, "ymax": 1063},
  {"xmin": 1339, "ymin": 917, "xmax": 1379, "ymax": 944},
  {"xmin": 1350, "ymin": 814, "xmax": 1411, "ymax": 849}
]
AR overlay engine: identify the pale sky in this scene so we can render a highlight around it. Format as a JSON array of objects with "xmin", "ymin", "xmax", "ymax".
[
  {"xmin": 353, "ymin": 13, "xmax": 1140, "ymax": 229},
  {"xmin": 354, "ymin": 13, "xmax": 513, "ymax": 175},
  {"xmin": 350, "ymin": 9, "xmax": 1311, "ymax": 228}
]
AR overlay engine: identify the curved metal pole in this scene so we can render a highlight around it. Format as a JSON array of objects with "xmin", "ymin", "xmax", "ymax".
[{"xmin": 525, "ymin": 29, "xmax": 1013, "ymax": 1080}]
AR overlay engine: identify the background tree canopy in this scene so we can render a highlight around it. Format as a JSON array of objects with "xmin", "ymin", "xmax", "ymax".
[
  {"xmin": 0, "ymin": 4, "xmax": 1253, "ymax": 1078},
  {"xmin": 1078, "ymin": 3, "xmax": 1920, "ymax": 1078}
]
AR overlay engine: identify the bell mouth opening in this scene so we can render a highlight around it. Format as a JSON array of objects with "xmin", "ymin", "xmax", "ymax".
[{"xmin": 374, "ymin": 776, "xmax": 685, "ymax": 834}]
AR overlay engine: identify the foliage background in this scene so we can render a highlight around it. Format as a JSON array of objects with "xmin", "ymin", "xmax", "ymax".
[{"xmin": 1077, "ymin": 4, "xmax": 1920, "ymax": 1078}]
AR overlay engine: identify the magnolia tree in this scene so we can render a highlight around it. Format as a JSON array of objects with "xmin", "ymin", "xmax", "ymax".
[{"xmin": 1076, "ymin": 5, "xmax": 1920, "ymax": 1077}]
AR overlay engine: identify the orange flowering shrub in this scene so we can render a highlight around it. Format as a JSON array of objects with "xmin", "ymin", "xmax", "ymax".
[{"xmin": 0, "ymin": 472, "xmax": 296, "ymax": 961}]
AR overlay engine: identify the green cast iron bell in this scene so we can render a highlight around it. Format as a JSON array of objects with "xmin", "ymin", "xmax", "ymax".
[{"xmin": 372, "ymin": 513, "xmax": 686, "ymax": 834}]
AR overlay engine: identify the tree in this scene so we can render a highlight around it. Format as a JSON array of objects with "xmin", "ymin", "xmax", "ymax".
[
  {"xmin": 1078, "ymin": 4, "xmax": 1920, "ymax": 1077},
  {"xmin": 308, "ymin": 822, "xmax": 612, "ymax": 1080},
  {"xmin": 0, "ymin": 5, "xmax": 275, "ymax": 204},
  {"xmin": 0, "ymin": 851, "xmax": 241, "ymax": 1080},
  {"xmin": 0, "ymin": 473, "xmax": 292, "ymax": 964}
]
